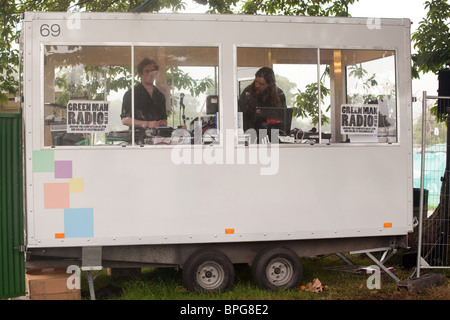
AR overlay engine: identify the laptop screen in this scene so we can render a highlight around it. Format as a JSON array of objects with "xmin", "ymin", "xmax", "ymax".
[{"xmin": 255, "ymin": 107, "xmax": 293, "ymax": 136}]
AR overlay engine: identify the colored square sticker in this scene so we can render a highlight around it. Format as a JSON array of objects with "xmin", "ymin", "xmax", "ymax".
[
  {"xmin": 69, "ymin": 178, "xmax": 84, "ymax": 193},
  {"xmin": 33, "ymin": 150, "xmax": 54, "ymax": 172},
  {"xmin": 44, "ymin": 183, "xmax": 70, "ymax": 209},
  {"xmin": 64, "ymin": 208, "xmax": 94, "ymax": 238},
  {"xmin": 55, "ymin": 160, "xmax": 72, "ymax": 179}
]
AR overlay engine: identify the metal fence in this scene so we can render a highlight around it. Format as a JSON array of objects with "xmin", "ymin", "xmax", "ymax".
[{"xmin": 417, "ymin": 91, "xmax": 450, "ymax": 276}]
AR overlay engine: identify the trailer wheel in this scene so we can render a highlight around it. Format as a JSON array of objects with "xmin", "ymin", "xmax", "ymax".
[
  {"xmin": 252, "ymin": 247, "xmax": 302, "ymax": 291},
  {"xmin": 182, "ymin": 250, "xmax": 235, "ymax": 293}
]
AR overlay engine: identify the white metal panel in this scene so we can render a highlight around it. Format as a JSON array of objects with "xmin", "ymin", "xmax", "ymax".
[
  {"xmin": 27, "ymin": 144, "xmax": 411, "ymax": 247},
  {"xmin": 23, "ymin": 13, "xmax": 413, "ymax": 248}
]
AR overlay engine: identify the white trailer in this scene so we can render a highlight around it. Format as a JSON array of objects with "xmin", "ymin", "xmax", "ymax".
[{"xmin": 21, "ymin": 12, "xmax": 413, "ymax": 292}]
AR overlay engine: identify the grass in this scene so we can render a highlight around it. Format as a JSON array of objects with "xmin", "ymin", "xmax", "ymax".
[{"xmin": 81, "ymin": 252, "xmax": 450, "ymax": 301}]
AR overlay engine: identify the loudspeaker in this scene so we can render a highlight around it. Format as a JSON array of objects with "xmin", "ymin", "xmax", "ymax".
[
  {"xmin": 206, "ymin": 95, "xmax": 219, "ymax": 115},
  {"xmin": 437, "ymin": 69, "xmax": 450, "ymax": 116}
]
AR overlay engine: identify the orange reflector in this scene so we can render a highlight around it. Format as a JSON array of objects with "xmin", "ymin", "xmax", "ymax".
[
  {"xmin": 384, "ymin": 223, "xmax": 392, "ymax": 228},
  {"xmin": 225, "ymin": 228, "xmax": 235, "ymax": 234},
  {"xmin": 55, "ymin": 233, "xmax": 65, "ymax": 239}
]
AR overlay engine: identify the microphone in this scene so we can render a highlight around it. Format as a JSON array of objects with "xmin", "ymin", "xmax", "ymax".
[
  {"xmin": 180, "ymin": 93, "xmax": 185, "ymax": 106},
  {"xmin": 180, "ymin": 93, "xmax": 186, "ymax": 127}
]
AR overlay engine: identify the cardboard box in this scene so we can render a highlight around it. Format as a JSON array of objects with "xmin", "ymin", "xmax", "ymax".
[{"xmin": 25, "ymin": 268, "xmax": 81, "ymax": 300}]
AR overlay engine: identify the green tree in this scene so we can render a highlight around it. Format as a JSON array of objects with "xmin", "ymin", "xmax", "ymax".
[
  {"xmin": 411, "ymin": 0, "xmax": 450, "ymax": 78},
  {"xmin": 0, "ymin": 0, "xmax": 359, "ymax": 105},
  {"xmin": 0, "ymin": 0, "xmax": 187, "ymax": 104},
  {"xmin": 410, "ymin": 0, "xmax": 450, "ymax": 250},
  {"xmin": 238, "ymin": 0, "xmax": 356, "ymax": 16},
  {"xmin": 292, "ymin": 68, "xmax": 331, "ymax": 126},
  {"xmin": 411, "ymin": 0, "xmax": 450, "ymax": 122},
  {"xmin": 167, "ymin": 67, "xmax": 214, "ymax": 98}
]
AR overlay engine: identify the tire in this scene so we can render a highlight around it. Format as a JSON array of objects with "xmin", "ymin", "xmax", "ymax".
[
  {"xmin": 252, "ymin": 247, "xmax": 302, "ymax": 291},
  {"xmin": 182, "ymin": 250, "xmax": 235, "ymax": 293}
]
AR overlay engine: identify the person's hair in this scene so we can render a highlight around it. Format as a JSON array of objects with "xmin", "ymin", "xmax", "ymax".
[
  {"xmin": 251, "ymin": 67, "xmax": 281, "ymax": 107},
  {"xmin": 255, "ymin": 67, "xmax": 276, "ymax": 86},
  {"xmin": 137, "ymin": 58, "xmax": 159, "ymax": 75}
]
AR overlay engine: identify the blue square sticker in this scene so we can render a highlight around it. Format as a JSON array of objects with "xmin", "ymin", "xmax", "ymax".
[{"xmin": 64, "ymin": 208, "xmax": 94, "ymax": 238}]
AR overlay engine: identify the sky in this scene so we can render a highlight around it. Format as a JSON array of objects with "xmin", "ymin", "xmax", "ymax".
[
  {"xmin": 350, "ymin": 0, "xmax": 438, "ymax": 120},
  {"xmin": 351, "ymin": 0, "xmax": 425, "ymax": 23}
]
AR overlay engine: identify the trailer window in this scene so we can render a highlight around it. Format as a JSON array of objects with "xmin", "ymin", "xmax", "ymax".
[
  {"xmin": 43, "ymin": 45, "xmax": 132, "ymax": 146},
  {"xmin": 237, "ymin": 48, "xmax": 317, "ymax": 139},
  {"xmin": 236, "ymin": 47, "xmax": 397, "ymax": 145},
  {"xmin": 343, "ymin": 50, "xmax": 397, "ymax": 143},
  {"xmin": 132, "ymin": 46, "xmax": 219, "ymax": 146},
  {"xmin": 43, "ymin": 45, "xmax": 219, "ymax": 147}
]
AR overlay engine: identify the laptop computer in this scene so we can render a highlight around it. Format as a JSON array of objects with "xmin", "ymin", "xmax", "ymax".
[{"xmin": 255, "ymin": 107, "xmax": 293, "ymax": 136}]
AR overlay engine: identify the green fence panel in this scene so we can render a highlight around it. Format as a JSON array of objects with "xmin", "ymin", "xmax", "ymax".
[{"xmin": 0, "ymin": 110, "xmax": 25, "ymax": 299}]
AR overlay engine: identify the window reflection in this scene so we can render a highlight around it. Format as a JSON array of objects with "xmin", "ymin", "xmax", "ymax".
[
  {"xmin": 44, "ymin": 45, "xmax": 131, "ymax": 146},
  {"xmin": 131, "ymin": 46, "xmax": 219, "ymax": 145},
  {"xmin": 236, "ymin": 47, "xmax": 397, "ymax": 144},
  {"xmin": 344, "ymin": 51, "xmax": 396, "ymax": 143},
  {"xmin": 43, "ymin": 45, "xmax": 396, "ymax": 147},
  {"xmin": 44, "ymin": 45, "xmax": 219, "ymax": 146}
]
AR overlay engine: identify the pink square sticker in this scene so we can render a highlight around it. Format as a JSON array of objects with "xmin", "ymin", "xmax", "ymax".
[{"xmin": 44, "ymin": 183, "xmax": 70, "ymax": 209}]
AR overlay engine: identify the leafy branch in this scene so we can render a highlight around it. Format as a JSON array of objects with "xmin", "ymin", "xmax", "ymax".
[
  {"xmin": 54, "ymin": 65, "xmax": 213, "ymax": 107},
  {"xmin": 411, "ymin": 0, "xmax": 450, "ymax": 77},
  {"xmin": 292, "ymin": 67, "xmax": 331, "ymax": 127}
]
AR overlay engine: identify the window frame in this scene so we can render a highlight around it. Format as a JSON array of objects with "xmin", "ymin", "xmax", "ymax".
[
  {"xmin": 234, "ymin": 44, "xmax": 399, "ymax": 146},
  {"xmin": 40, "ymin": 42, "xmax": 222, "ymax": 149}
]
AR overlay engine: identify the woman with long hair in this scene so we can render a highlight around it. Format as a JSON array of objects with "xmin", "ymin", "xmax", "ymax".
[{"xmin": 238, "ymin": 67, "xmax": 286, "ymax": 131}]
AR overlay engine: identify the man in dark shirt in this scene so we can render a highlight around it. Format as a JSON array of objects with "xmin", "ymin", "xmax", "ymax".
[
  {"xmin": 238, "ymin": 67, "xmax": 287, "ymax": 131},
  {"xmin": 121, "ymin": 58, "xmax": 167, "ymax": 129}
]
